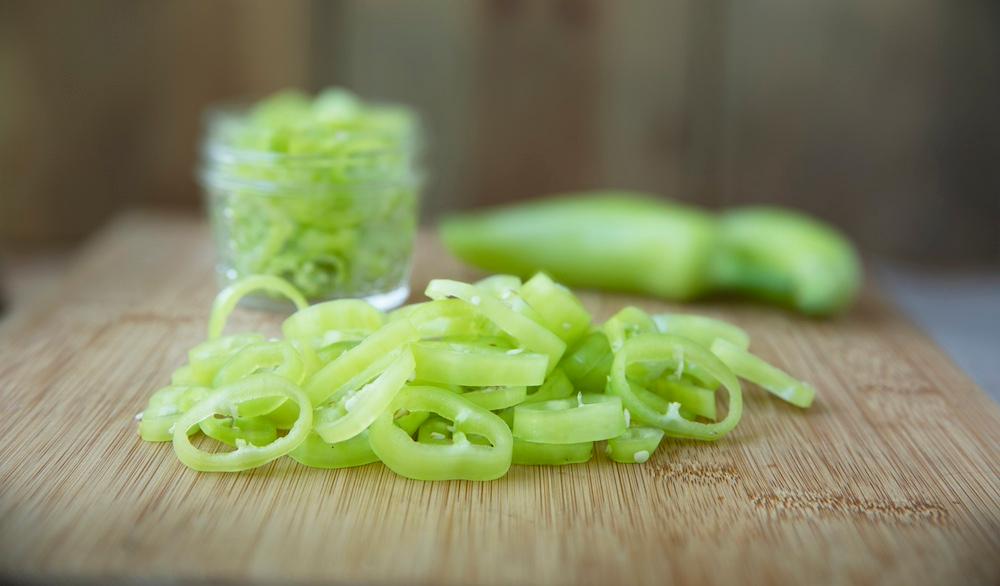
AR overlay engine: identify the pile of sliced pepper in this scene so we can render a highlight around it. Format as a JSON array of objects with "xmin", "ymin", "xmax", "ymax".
[{"xmin": 137, "ymin": 273, "xmax": 816, "ymax": 479}]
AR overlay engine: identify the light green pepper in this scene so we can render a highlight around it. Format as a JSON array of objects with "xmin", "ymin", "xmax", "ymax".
[
  {"xmin": 512, "ymin": 393, "xmax": 626, "ymax": 444},
  {"xmin": 289, "ymin": 430, "xmax": 379, "ymax": 469},
  {"xmin": 608, "ymin": 333, "xmax": 742, "ymax": 441},
  {"xmin": 710, "ymin": 207, "xmax": 860, "ymax": 315},
  {"xmin": 440, "ymin": 193, "xmax": 860, "ymax": 315},
  {"xmin": 710, "ymin": 338, "xmax": 816, "ymax": 408},
  {"xmin": 559, "ymin": 332, "xmax": 613, "ymax": 394},
  {"xmin": 368, "ymin": 385, "xmax": 513, "ymax": 481},
  {"xmin": 606, "ymin": 427, "xmax": 664, "ymax": 464},
  {"xmin": 172, "ymin": 373, "xmax": 313, "ymax": 472},
  {"xmin": 441, "ymin": 193, "xmax": 717, "ymax": 300},
  {"xmin": 513, "ymin": 439, "xmax": 593, "ymax": 466}
]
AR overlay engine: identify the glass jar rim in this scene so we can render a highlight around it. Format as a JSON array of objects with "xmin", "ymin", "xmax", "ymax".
[{"xmin": 200, "ymin": 102, "xmax": 421, "ymax": 164}]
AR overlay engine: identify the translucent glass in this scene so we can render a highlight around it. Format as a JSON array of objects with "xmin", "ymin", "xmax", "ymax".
[{"xmin": 198, "ymin": 97, "xmax": 421, "ymax": 311}]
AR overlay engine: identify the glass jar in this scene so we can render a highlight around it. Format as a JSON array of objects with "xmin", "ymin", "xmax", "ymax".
[{"xmin": 198, "ymin": 90, "xmax": 421, "ymax": 311}]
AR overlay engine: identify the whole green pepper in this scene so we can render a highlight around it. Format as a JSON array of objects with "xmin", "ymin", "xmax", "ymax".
[
  {"xmin": 439, "ymin": 192, "xmax": 860, "ymax": 315},
  {"xmin": 708, "ymin": 207, "xmax": 861, "ymax": 315},
  {"xmin": 441, "ymin": 193, "xmax": 718, "ymax": 301}
]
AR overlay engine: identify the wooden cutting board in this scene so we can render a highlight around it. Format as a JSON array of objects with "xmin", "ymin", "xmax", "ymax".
[{"xmin": 1, "ymin": 212, "xmax": 997, "ymax": 585}]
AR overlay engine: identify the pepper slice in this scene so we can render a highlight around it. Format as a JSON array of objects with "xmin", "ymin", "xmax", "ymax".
[
  {"xmin": 475, "ymin": 274, "xmax": 522, "ymax": 297},
  {"xmin": 213, "ymin": 340, "xmax": 306, "ymax": 386},
  {"xmin": 138, "ymin": 385, "xmax": 211, "ymax": 442},
  {"xmin": 496, "ymin": 288, "xmax": 549, "ymax": 331},
  {"xmin": 609, "ymin": 309, "xmax": 724, "ymax": 391},
  {"xmin": 207, "ymin": 274, "xmax": 309, "ymax": 340},
  {"xmin": 282, "ymin": 298, "xmax": 385, "ymax": 345},
  {"xmin": 393, "ymin": 408, "xmax": 432, "ymax": 437},
  {"xmin": 210, "ymin": 340, "xmax": 309, "ymax": 427},
  {"xmin": 460, "ymin": 385, "xmax": 528, "ymax": 411},
  {"xmin": 513, "ymin": 439, "xmax": 593, "ymax": 466},
  {"xmin": 425, "ymin": 279, "xmax": 566, "ymax": 372},
  {"xmin": 415, "ymin": 415, "xmax": 455, "ymax": 444},
  {"xmin": 651, "ymin": 378, "xmax": 717, "ymax": 421},
  {"xmin": 315, "ymin": 340, "xmax": 358, "ymax": 365},
  {"xmin": 626, "ymin": 357, "xmax": 721, "ymax": 392},
  {"xmin": 606, "ymin": 427, "xmax": 665, "ymax": 463},
  {"xmin": 710, "ymin": 338, "xmax": 816, "ymax": 408},
  {"xmin": 199, "ymin": 415, "xmax": 278, "ymax": 447},
  {"xmin": 389, "ymin": 299, "xmax": 499, "ymax": 339},
  {"xmin": 170, "ymin": 364, "xmax": 205, "ymax": 386},
  {"xmin": 519, "ymin": 272, "xmax": 591, "ymax": 346},
  {"xmin": 172, "ymin": 373, "xmax": 313, "ymax": 472},
  {"xmin": 472, "ymin": 275, "xmax": 546, "ymax": 326},
  {"xmin": 394, "ymin": 299, "xmax": 495, "ymax": 339},
  {"xmin": 512, "ymin": 393, "xmax": 626, "ymax": 444},
  {"xmin": 408, "ymin": 380, "xmax": 462, "ymax": 394},
  {"xmin": 605, "ymin": 307, "xmax": 667, "ymax": 395},
  {"xmin": 289, "ymin": 430, "xmax": 379, "ymax": 469},
  {"xmin": 313, "ymin": 348, "xmax": 415, "ymax": 444},
  {"xmin": 652, "ymin": 313, "xmax": 750, "ymax": 350},
  {"xmin": 416, "ymin": 415, "xmax": 491, "ymax": 445},
  {"xmin": 523, "ymin": 367, "xmax": 575, "ymax": 404},
  {"xmin": 603, "ymin": 306, "xmax": 658, "ymax": 353},
  {"xmin": 604, "ymin": 307, "xmax": 720, "ymax": 391},
  {"xmin": 411, "ymin": 341, "xmax": 548, "ymax": 387},
  {"xmin": 559, "ymin": 332, "xmax": 613, "ymax": 393},
  {"xmin": 290, "ymin": 338, "xmax": 323, "ymax": 379},
  {"xmin": 304, "ymin": 318, "xmax": 419, "ymax": 404},
  {"xmin": 187, "ymin": 333, "xmax": 265, "ymax": 386},
  {"xmin": 608, "ymin": 333, "xmax": 742, "ymax": 440},
  {"xmin": 368, "ymin": 385, "xmax": 513, "ymax": 481}
]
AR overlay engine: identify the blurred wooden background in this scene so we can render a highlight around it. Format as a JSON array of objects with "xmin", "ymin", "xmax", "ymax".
[{"xmin": 1, "ymin": 0, "xmax": 998, "ymax": 261}]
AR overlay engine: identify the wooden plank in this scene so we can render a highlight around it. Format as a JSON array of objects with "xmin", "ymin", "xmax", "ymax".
[
  {"xmin": 0, "ymin": 1, "xmax": 312, "ymax": 243},
  {"xmin": 596, "ymin": 1, "xmax": 694, "ymax": 200},
  {"xmin": 309, "ymin": 0, "xmax": 481, "ymax": 219},
  {"xmin": 0, "ymin": 212, "xmax": 997, "ymax": 585},
  {"xmin": 468, "ymin": 0, "xmax": 603, "ymax": 206},
  {"xmin": 715, "ymin": 0, "xmax": 1000, "ymax": 260}
]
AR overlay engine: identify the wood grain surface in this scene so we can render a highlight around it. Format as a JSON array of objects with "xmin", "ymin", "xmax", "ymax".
[{"xmin": 1, "ymin": 212, "xmax": 998, "ymax": 585}]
